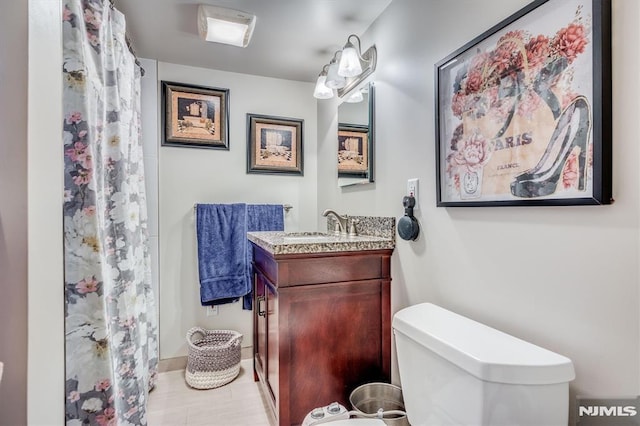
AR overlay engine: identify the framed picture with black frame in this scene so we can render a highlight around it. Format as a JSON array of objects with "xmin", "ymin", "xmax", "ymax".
[
  {"xmin": 434, "ymin": 0, "xmax": 612, "ymax": 206},
  {"xmin": 246, "ymin": 113, "xmax": 304, "ymax": 175},
  {"xmin": 338, "ymin": 123, "xmax": 369, "ymax": 178},
  {"xmin": 161, "ymin": 81, "xmax": 229, "ymax": 149}
]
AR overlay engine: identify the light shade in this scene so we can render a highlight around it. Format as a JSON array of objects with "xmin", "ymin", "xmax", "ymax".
[
  {"xmin": 313, "ymin": 75, "xmax": 334, "ymax": 99},
  {"xmin": 325, "ymin": 60, "xmax": 346, "ymax": 89},
  {"xmin": 197, "ymin": 5, "xmax": 256, "ymax": 48},
  {"xmin": 345, "ymin": 90, "xmax": 363, "ymax": 103},
  {"xmin": 338, "ymin": 43, "xmax": 363, "ymax": 78}
]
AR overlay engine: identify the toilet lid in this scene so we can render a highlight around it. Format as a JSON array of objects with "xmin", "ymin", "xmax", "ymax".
[{"xmin": 325, "ymin": 420, "xmax": 386, "ymax": 425}]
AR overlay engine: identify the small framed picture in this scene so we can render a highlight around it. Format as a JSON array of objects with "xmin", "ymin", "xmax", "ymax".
[
  {"xmin": 338, "ymin": 124, "xmax": 369, "ymax": 177},
  {"xmin": 246, "ymin": 114, "xmax": 304, "ymax": 175},
  {"xmin": 161, "ymin": 81, "xmax": 229, "ymax": 149}
]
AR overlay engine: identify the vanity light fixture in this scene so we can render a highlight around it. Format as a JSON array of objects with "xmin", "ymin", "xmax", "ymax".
[
  {"xmin": 313, "ymin": 65, "xmax": 334, "ymax": 99},
  {"xmin": 324, "ymin": 52, "xmax": 346, "ymax": 90},
  {"xmin": 314, "ymin": 34, "xmax": 377, "ymax": 99},
  {"xmin": 197, "ymin": 4, "xmax": 256, "ymax": 48},
  {"xmin": 338, "ymin": 35, "xmax": 364, "ymax": 77}
]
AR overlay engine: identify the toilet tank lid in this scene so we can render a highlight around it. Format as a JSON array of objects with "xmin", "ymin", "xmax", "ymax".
[{"xmin": 392, "ymin": 303, "xmax": 575, "ymax": 385}]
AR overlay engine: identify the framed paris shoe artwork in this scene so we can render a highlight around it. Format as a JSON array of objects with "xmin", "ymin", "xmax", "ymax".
[{"xmin": 435, "ymin": 0, "xmax": 612, "ymax": 207}]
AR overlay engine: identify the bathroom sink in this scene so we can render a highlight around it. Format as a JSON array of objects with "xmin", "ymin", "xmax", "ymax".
[{"xmin": 282, "ymin": 232, "xmax": 333, "ymax": 241}]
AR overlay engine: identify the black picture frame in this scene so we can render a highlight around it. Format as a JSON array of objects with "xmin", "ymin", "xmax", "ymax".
[
  {"xmin": 161, "ymin": 81, "xmax": 229, "ymax": 150},
  {"xmin": 246, "ymin": 113, "xmax": 304, "ymax": 175},
  {"xmin": 338, "ymin": 123, "xmax": 370, "ymax": 178},
  {"xmin": 435, "ymin": 0, "xmax": 612, "ymax": 207}
]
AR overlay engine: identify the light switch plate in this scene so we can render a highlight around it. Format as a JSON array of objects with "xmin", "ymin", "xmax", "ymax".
[{"xmin": 407, "ymin": 178, "xmax": 419, "ymax": 209}]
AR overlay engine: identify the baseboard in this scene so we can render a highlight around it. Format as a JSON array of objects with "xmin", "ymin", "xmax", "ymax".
[
  {"xmin": 158, "ymin": 346, "xmax": 254, "ymax": 372},
  {"xmin": 158, "ymin": 356, "xmax": 187, "ymax": 373}
]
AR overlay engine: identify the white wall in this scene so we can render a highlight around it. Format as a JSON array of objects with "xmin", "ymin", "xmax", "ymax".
[
  {"xmin": 156, "ymin": 62, "xmax": 317, "ymax": 359},
  {"xmin": 27, "ymin": 0, "xmax": 65, "ymax": 424},
  {"xmin": 318, "ymin": 0, "xmax": 640, "ymax": 419},
  {"xmin": 140, "ymin": 58, "xmax": 161, "ymax": 328}
]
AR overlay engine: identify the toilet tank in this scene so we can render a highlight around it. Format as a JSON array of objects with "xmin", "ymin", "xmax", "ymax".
[{"xmin": 392, "ymin": 303, "xmax": 575, "ymax": 426}]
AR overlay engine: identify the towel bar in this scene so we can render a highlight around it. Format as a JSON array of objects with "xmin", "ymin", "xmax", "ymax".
[{"xmin": 193, "ymin": 203, "xmax": 293, "ymax": 212}]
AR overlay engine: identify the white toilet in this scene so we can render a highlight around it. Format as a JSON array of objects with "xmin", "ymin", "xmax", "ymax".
[{"xmin": 306, "ymin": 303, "xmax": 575, "ymax": 426}]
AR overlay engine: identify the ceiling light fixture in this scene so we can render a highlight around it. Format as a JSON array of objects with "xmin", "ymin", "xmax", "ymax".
[
  {"xmin": 197, "ymin": 5, "xmax": 256, "ymax": 48},
  {"xmin": 314, "ymin": 34, "xmax": 377, "ymax": 100}
]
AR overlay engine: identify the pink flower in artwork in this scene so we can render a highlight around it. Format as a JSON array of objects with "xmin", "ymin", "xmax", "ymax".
[
  {"xmin": 464, "ymin": 52, "xmax": 491, "ymax": 95},
  {"xmin": 562, "ymin": 150, "xmax": 579, "ymax": 189},
  {"xmin": 451, "ymin": 92, "xmax": 467, "ymax": 117},
  {"xmin": 76, "ymin": 277, "xmax": 99, "ymax": 294},
  {"xmin": 68, "ymin": 391, "xmax": 80, "ymax": 403},
  {"xmin": 526, "ymin": 34, "xmax": 551, "ymax": 69},
  {"xmin": 553, "ymin": 23, "xmax": 588, "ymax": 63},
  {"xmin": 127, "ymin": 395, "xmax": 137, "ymax": 405},
  {"xmin": 451, "ymin": 131, "xmax": 493, "ymax": 171},
  {"xmin": 83, "ymin": 206, "xmax": 97, "ymax": 216},
  {"xmin": 66, "ymin": 112, "xmax": 83, "ymax": 125},
  {"xmin": 95, "ymin": 378, "xmax": 111, "ymax": 392},
  {"xmin": 491, "ymin": 30, "xmax": 526, "ymax": 77}
]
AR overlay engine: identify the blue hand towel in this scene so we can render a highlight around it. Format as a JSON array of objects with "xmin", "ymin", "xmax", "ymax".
[
  {"xmin": 244, "ymin": 204, "xmax": 284, "ymax": 309},
  {"xmin": 196, "ymin": 203, "xmax": 251, "ymax": 305}
]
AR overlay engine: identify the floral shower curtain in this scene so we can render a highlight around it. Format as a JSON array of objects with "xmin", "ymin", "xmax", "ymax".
[{"xmin": 62, "ymin": 0, "xmax": 158, "ymax": 424}]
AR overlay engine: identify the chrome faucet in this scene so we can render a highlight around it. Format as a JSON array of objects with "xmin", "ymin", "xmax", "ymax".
[{"xmin": 322, "ymin": 209, "xmax": 348, "ymax": 235}]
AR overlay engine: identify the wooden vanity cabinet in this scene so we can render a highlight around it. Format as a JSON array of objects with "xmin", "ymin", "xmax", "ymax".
[{"xmin": 251, "ymin": 244, "xmax": 392, "ymax": 426}]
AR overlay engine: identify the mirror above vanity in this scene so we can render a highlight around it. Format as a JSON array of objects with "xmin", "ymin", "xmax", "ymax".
[
  {"xmin": 311, "ymin": 33, "xmax": 377, "ymax": 188},
  {"xmin": 337, "ymin": 81, "xmax": 375, "ymax": 187}
]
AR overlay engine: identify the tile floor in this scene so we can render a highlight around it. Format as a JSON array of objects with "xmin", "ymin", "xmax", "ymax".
[{"xmin": 147, "ymin": 359, "xmax": 276, "ymax": 425}]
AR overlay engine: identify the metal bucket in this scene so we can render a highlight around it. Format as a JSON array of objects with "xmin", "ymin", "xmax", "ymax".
[{"xmin": 349, "ymin": 382, "xmax": 410, "ymax": 426}]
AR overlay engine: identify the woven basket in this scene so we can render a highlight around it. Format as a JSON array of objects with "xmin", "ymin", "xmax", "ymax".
[{"xmin": 185, "ymin": 327, "xmax": 243, "ymax": 389}]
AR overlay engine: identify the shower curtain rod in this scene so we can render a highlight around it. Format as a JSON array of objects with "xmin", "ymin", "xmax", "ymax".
[{"xmin": 109, "ymin": 0, "xmax": 146, "ymax": 77}]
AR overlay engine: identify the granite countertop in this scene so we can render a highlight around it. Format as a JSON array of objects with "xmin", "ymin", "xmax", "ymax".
[{"xmin": 247, "ymin": 231, "xmax": 395, "ymax": 255}]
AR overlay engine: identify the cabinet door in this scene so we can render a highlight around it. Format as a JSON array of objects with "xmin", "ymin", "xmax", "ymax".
[
  {"xmin": 266, "ymin": 279, "xmax": 279, "ymax": 404},
  {"xmin": 282, "ymin": 280, "xmax": 388, "ymax": 425},
  {"xmin": 255, "ymin": 273, "xmax": 267, "ymax": 377}
]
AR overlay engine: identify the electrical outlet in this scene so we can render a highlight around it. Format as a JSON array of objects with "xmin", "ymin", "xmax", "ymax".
[
  {"xmin": 407, "ymin": 178, "xmax": 419, "ymax": 209},
  {"xmin": 206, "ymin": 305, "xmax": 219, "ymax": 316}
]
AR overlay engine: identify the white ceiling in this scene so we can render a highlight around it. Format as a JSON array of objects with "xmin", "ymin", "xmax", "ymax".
[{"xmin": 116, "ymin": 0, "xmax": 393, "ymax": 83}]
